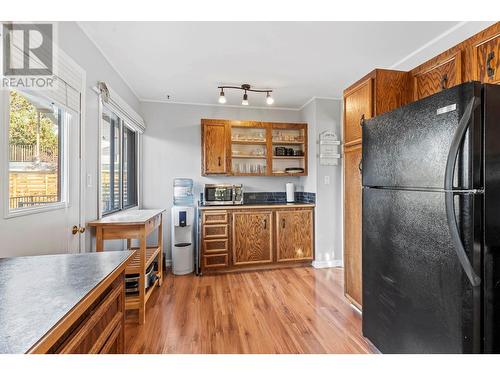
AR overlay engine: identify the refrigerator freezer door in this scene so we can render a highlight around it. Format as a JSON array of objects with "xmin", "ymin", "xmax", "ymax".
[
  {"xmin": 362, "ymin": 82, "xmax": 482, "ymax": 190},
  {"xmin": 362, "ymin": 187, "xmax": 481, "ymax": 353}
]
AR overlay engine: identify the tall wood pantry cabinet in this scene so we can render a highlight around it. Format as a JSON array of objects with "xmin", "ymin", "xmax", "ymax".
[
  {"xmin": 343, "ymin": 69, "xmax": 411, "ymax": 309},
  {"xmin": 343, "ymin": 22, "xmax": 500, "ymax": 310}
]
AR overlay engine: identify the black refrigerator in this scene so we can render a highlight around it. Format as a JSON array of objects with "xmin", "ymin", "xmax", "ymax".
[{"xmin": 362, "ymin": 81, "xmax": 500, "ymax": 354}]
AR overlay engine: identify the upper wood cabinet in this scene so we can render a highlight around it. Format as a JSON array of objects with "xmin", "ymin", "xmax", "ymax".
[
  {"xmin": 201, "ymin": 120, "xmax": 227, "ymax": 175},
  {"xmin": 201, "ymin": 119, "xmax": 308, "ymax": 177},
  {"xmin": 412, "ymin": 51, "xmax": 462, "ymax": 100},
  {"xmin": 343, "ymin": 69, "xmax": 411, "ymax": 147},
  {"xmin": 472, "ymin": 31, "xmax": 500, "ymax": 84},
  {"xmin": 276, "ymin": 209, "xmax": 313, "ymax": 262},
  {"xmin": 344, "ymin": 78, "xmax": 373, "ymax": 146},
  {"xmin": 232, "ymin": 211, "xmax": 273, "ymax": 266}
]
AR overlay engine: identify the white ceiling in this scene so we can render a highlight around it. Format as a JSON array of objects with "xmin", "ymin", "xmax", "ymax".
[{"xmin": 78, "ymin": 21, "xmax": 494, "ymax": 109}]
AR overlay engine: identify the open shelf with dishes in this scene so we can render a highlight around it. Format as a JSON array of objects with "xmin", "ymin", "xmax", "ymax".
[
  {"xmin": 202, "ymin": 119, "xmax": 308, "ymax": 176},
  {"xmin": 271, "ymin": 127, "xmax": 306, "ymax": 176},
  {"xmin": 231, "ymin": 125, "xmax": 269, "ymax": 176}
]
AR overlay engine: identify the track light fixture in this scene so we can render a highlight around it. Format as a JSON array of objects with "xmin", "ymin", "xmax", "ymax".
[
  {"xmin": 217, "ymin": 84, "xmax": 273, "ymax": 106},
  {"xmin": 242, "ymin": 91, "xmax": 249, "ymax": 106},
  {"xmin": 218, "ymin": 88, "xmax": 227, "ymax": 104}
]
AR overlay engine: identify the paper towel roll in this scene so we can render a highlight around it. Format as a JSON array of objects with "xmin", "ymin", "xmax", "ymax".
[{"xmin": 286, "ymin": 183, "xmax": 295, "ymax": 203}]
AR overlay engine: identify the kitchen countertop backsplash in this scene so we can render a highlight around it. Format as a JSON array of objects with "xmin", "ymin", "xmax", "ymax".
[{"xmin": 199, "ymin": 191, "xmax": 315, "ymax": 205}]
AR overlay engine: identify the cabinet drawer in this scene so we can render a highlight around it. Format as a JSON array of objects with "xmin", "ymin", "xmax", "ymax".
[
  {"xmin": 344, "ymin": 78, "xmax": 373, "ymax": 146},
  {"xmin": 54, "ymin": 281, "xmax": 123, "ymax": 354},
  {"xmin": 473, "ymin": 33, "xmax": 500, "ymax": 84},
  {"xmin": 202, "ymin": 210, "xmax": 228, "ymax": 224},
  {"xmin": 203, "ymin": 239, "xmax": 228, "ymax": 254},
  {"xmin": 203, "ymin": 224, "xmax": 228, "ymax": 239},
  {"xmin": 413, "ymin": 51, "xmax": 462, "ymax": 100},
  {"xmin": 203, "ymin": 253, "xmax": 229, "ymax": 268}
]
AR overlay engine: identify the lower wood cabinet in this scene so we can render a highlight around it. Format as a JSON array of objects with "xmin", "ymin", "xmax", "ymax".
[
  {"xmin": 34, "ymin": 273, "xmax": 126, "ymax": 354},
  {"xmin": 276, "ymin": 209, "xmax": 313, "ymax": 262},
  {"xmin": 200, "ymin": 206, "xmax": 314, "ymax": 273},
  {"xmin": 232, "ymin": 211, "xmax": 273, "ymax": 265}
]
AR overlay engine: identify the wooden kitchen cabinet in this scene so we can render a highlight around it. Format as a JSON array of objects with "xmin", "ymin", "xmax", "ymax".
[
  {"xmin": 472, "ymin": 32, "xmax": 500, "ymax": 84},
  {"xmin": 344, "ymin": 78, "xmax": 373, "ymax": 147},
  {"xmin": 201, "ymin": 210, "xmax": 230, "ymax": 271},
  {"xmin": 232, "ymin": 211, "xmax": 273, "ymax": 265},
  {"xmin": 199, "ymin": 205, "xmax": 315, "ymax": 273},
  {"xmin": 412, "ymin": 51, "xmax": 462, "ymax": 100},
  {"xmin": 341, "ymin": 23, "xmax": 500, "ymax": 311},
  {"xmin": 201, "ymin": 120, "xmax": 228, "ymax": 175},
  {"xmin": 276, "ymin": 209, "xmax": 313, "ymax": 262},
  {"xmin": 343, "ymin": 69, "xmax": 411, "ymax": 148},
  {"xmin": 343, "ymin": 144, "xmax": 363, "ymax": 309},
  {"xmin": 201, "ymin": 119, "xmax": 308, "ymax": 177},
  {"xmin": 342, "ymin": 69, "xmax": 410, "ymax": 309}
]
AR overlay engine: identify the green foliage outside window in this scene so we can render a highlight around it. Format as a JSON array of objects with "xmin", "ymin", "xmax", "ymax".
[{"xmin": 9, "ymin": 91, "xmax": 58, "ymax": 150}]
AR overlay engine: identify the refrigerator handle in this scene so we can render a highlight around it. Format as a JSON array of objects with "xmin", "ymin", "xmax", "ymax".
[{"xmin": 444, "ymin": 96, "xmax": 481, "ymax": 287}]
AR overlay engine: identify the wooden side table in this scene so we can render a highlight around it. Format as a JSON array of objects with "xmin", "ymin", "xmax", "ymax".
[{"xmin": 88, "ymin": 209, "xmax": 165, "ymax": 324}]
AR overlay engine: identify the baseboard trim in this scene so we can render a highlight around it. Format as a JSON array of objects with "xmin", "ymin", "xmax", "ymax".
[
  {"xmin": 312, "ymin": 259, "xmax": 343, "ymax": 269},
  {"xmin": 164, "ymin": 259, "xmax": 172, "ymax": 267}
]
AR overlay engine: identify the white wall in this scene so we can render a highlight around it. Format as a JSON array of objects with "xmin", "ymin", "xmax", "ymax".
[
  {"xmin": 0, "ymin": 22, "xmax": 141, "ymax": 257},
  {"xmin": 140, "ymin": 102, "xmax": 303, "ymax": 259},
  {"xmin": 57, "ymin": 22, "xmax": 142, "ymax": 252},
  {"xmin": 300, "ymin": 98, "xmax": 343, "ymax": 267}
]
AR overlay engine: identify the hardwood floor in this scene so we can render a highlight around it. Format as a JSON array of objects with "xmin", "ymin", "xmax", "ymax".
[{"xmin": 124, "ymin": 267, "xmax": 377, "ymax": 354}]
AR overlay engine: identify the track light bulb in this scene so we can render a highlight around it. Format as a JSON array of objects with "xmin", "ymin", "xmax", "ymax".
[
  {"xmin": 266, "ymin": 92, "xmax": 274, "ymax": 105},
  {"xmin": 218, "ymin": 89, "xmax": 226, "ymax": 104},
  {"xmin": 242, "ymin": 92, "xmax": 249, "ymax": 106}
]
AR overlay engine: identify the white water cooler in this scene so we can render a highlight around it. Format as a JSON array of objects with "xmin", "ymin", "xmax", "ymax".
[{"xmin": 171, "ymin": 206, "xmax": 195, "ymax": 275}]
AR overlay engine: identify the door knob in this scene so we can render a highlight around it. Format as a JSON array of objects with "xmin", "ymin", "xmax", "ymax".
[{"xmin": 72, "ymin": 225, "xmax": 86, "ymax": 235}]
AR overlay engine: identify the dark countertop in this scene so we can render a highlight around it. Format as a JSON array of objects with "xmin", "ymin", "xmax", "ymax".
[
  {"xmin": 0, "ymin": 251, "xmax": 134, "ymax": 354},
  {"xmin": 198, "ymin": 202, "xmax": 315, "ymax": 209}
]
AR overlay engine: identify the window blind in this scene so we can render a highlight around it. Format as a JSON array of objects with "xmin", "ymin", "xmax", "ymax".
[{"xmin": 98, "ymin": 81, "xmax": 145, "ymax": 133}]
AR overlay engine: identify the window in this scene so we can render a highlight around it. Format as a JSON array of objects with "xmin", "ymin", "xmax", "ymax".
[
  {"xmin": 100, "ymin": 106, "xmax": 138, "ymax": 215},
  {"xmin": 8, "ymin": 90, "xmax": 65, "ymax": 212}
]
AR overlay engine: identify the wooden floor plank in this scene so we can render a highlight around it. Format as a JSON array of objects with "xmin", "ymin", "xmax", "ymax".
[{"xmin": 124, "ymin": 267, "xmax": 377, "ymax": 354}]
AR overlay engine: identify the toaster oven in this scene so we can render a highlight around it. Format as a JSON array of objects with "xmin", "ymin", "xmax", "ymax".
[{"xmin": 203, "ymin": 184, "xmax": 243, "ymax": 205}]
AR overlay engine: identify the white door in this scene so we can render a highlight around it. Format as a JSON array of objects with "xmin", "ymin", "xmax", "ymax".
[{"xmin": 0, "ymin": 89, "xmax": 82, "ymax": 257}]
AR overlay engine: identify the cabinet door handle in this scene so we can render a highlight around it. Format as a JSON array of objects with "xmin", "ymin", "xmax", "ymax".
[
  {"xmin": 441, "ymin": 74, "xmax": 448, "ymax": 90},
  {"xmin": 263, "ymin": 219, "xmax": 267, "ymax": 229},
  {"xmin": 218, "ymin": 157, "xmax": 221, "ymax": 166},
  {"xmin": 282, "ymin": 218, "xmax": 286, "ymax": 229},
  {"xmin": 358, "ymin": 160, "xmax": 362, "ymax": 175},
  {"xmin": 487, "ymin": 51, "xmax": 495, "ymax": 78},
  {"xmin": 360, "ymin": 114, "xmax": 365, "ymax": 127}
]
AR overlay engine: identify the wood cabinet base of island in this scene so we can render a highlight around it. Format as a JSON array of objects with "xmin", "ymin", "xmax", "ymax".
[
  {"xmin": 199, "ymin": 205, "xmax": 315, "ymax": 274},
  {"xmin": 29, "ymin": 256, "xmax": 133, "ymax": 354}
]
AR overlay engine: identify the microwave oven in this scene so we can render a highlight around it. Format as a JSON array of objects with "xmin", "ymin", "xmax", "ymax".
[{"xmin": 203, "ymin": 184, "xmax": 243, "ymax": 205}]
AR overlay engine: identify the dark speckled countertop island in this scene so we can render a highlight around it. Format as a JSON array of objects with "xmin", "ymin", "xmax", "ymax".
[{"xmin": 0, "ymin": 251, "xmax": 134, "ymax": 354}]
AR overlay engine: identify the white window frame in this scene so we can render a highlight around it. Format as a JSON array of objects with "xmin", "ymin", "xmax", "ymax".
[
  {"xmin": 98, "ymin": 98, "xmax": 140, "ymax": 218},
  {"xmin": 1, "ymin": 89, "xmax": 76, "ymax": 219}
]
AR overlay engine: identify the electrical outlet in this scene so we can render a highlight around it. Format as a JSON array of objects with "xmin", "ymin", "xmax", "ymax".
[{"xmin": 324, "ymin": 175, "xmax": 330, "ymax": 185}]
